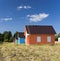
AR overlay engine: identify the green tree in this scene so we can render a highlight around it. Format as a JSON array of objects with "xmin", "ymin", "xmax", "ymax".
[
  {"xmin": 0, "ymin": 33, "xmax": 4, "ymax": 43},
  {"xmin": 55, "ymin": 33, "xmax": 60, "ymax": 41},
  {"xmin": 3, "ymin": 31, "xmax": 12, "ymax": 42},
  {"xmin": 8, "ymin": 31, "xmax": 12, "ymax": 42},
  {"xmin": 55, "ymin": 34, "xmax": 58, "ymax": 41},
  {"xmin": 9, "ymin": 37, "xmax": 14, "ymax": 42},
  {"xmin": 14, "ymin": 31, "xmax": 19, "ymax": 38},
  {"xmin": 58, "ymin": 33, "xmax": 60, "ymax": 37}
]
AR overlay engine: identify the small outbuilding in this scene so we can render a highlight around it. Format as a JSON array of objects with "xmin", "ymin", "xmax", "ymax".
[{"xmin": 15, "ymin": 32, "xmax": 25, "ymax": 44}]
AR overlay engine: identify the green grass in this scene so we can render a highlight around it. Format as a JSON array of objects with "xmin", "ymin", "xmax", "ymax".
[{"xmin": 0, "ymin": 43, "xmax": 60, "ymax": 61}]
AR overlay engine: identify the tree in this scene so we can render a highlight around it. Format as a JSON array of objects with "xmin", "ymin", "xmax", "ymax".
[
  {"xmin": 9, "ymin": 37, "xmax": 14, "ymax": 42},
  {"xmin": 55, "ymin": 34, "xmax": 58, "ymax": 41},
  {"xmin": 0, "ymin": 33, "xmax": 4, "ymax": 43},
  {"xmin": 58, "ymin": 33, "xmax": 60, "ymax": 37},
  {"xmin": 14, "ymin": 31, "xmax": 19, "ymax": 39},
  {"xmin": 55, "ymin": 33, "xmax": 60, "ymax": 41},
  {"xmin": 8, "ymin": 31, "xmax": 12, "ymax": 42},
  {"xmin": 3, "ymin": 31, "xmax": 12, "ymax": 42}
]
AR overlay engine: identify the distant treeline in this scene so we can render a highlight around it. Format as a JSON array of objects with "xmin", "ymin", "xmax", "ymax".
[{"xmin": 0, "ymin": 31, "xmax": 19, "ymax": 43}]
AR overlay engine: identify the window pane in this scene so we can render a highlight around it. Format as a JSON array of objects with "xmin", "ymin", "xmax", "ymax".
[
  {"xmin": 37, "ymin": 36, "xmax": 41, "ymax": 42},
  {"xmin": 47, "ymin": 36, "xmax": 51, "ymax": 42}
]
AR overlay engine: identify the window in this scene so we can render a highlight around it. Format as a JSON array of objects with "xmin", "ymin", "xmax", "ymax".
[
  {"xmin": 47, "ymin": 36, "xmax": 51, "ymax": 42},
  {"xmin": 37, "ymin": 36, "xmax": 41, "ymax": 42}
]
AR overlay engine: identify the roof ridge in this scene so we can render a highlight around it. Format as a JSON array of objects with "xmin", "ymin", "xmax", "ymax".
[{"xmin": 25, "ymin": 25, "xmax": 52, "ymax": 27}]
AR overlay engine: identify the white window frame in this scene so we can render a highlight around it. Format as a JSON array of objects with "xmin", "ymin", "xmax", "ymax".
[
  {"xmin": 37, "ymin": 36, "xmax": 41, "ymax": 42},
  {"xmin": 47, "ymin": 36, "xmax": 51, "ymax": 42}
]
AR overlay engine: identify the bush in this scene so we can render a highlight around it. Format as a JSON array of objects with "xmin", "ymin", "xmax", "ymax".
[
  {"xmin": 9, "ymin": 37, "xmax": 14, "ymax": 42},
  {"xmin": 4, "ymin": 39, "xmax": 9, "ymax": 42}
]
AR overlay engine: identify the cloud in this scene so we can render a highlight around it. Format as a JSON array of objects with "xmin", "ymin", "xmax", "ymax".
[
  {"xmin": 17, "ymin": 5, "xmax": 31, "ymax": 10},
  {"xmin": 0, "ymin": 17, "xmax": 12, "ymax": 22},
  {"xmin": 27, "ymin": 13, "xmax": 49, "ymax": 22}
]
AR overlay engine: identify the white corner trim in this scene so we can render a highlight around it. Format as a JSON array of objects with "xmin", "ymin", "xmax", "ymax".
[
  {"xmin": 26, "ymin": 32, "xmax": 30, "ymax": 37},
  {"xmin": 25, "ymin": 32, "xmax": 30, "ymax": 44}
]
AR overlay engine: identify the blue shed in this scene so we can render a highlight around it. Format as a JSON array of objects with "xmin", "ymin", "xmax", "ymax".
[
  {"xmin": 15, "ymin": 32, "xmax": 25, "ymax": 44},
  {"xmin": 18, "ymin": 37, "xmax": 25, "ymax": 44}
]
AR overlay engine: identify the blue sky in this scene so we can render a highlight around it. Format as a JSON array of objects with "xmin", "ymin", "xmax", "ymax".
[{"xmin": 0, "ymin": 0, "xmax": 60, "ymax": 34}]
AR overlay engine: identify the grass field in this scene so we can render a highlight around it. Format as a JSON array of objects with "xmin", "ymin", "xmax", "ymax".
[{"xmin": 0, "ymin": 42, "xmax": 60, "ymax": 61}]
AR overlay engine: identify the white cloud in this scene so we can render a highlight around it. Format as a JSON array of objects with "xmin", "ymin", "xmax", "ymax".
[
  {"xmin": 17, "ymin": 6, "xmax": 23, "ymax": 9},
  {"xmin": 17, "ymin": 5, "xmax": 31, "ymax": 10},
  {"xmin": 27, "ymin": 13, "xmax": 49, "ymax": 22},
  {"xmin": 0, "ymin": 17, "xmax": 12, "ymax": 21}
]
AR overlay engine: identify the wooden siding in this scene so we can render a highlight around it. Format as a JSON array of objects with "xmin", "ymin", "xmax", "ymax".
[{"xmin": 25, "ymin": 34, "xmax": 55, "ymax": 44}]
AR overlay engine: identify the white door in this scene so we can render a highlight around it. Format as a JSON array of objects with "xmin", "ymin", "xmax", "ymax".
[{"xmin": 47, "ymin": 36, "xmax": 51, "ymax": 42}]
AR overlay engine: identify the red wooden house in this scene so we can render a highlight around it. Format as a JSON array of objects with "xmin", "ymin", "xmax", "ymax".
[{"xmin": 24, "ymin": 25, "xmax": 56, "ymax": 44}]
